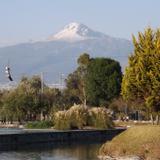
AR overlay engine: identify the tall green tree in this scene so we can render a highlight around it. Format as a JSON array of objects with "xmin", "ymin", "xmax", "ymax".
[
  {"xmin": 86, "ymin": 58, "xmax": 122, "ymax": 106},
  {"xmin": 18, "ymin": 76, "xmax": 42, "ymax": 116},
  {"xmin": 2, "ymin": 89, "xmax": 28, "ymax": 123},
  {"xmin": 121, "ymin": 28, "xmax": 160, "ymax": 122},
  {"xmin": 65, "ymin": 53, "xmax": 90, "ymax": 106}
]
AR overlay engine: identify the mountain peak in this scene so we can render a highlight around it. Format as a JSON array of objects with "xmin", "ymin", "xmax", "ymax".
[
  {"xmin": 64, "ymin": 22, "xmax": 84, "ymax": 30},
  {"xmin": 47, "ymin": 22, "xmax": 107, "ymax": 42},
  {"xmin": 63, "ymin": 22, "xmax": 90, "ymax": 35}
]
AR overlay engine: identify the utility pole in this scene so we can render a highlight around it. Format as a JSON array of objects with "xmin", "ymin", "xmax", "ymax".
[
  {"xmin": 40, "ymin": 72, "xmax": 44, "ymax": 121},
  {"xmin": 41, "ymin": 72, "xmax": 44, "ymax": 94},
  {"xmin": 60, "ymin": 73, "xmax": 64, "ymax": 90}
]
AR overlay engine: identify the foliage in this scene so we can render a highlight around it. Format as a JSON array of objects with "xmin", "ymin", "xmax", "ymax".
[
  {"xmin": 86, "ymin": 58, "xmax": 122, "ymax": 106},
  {"xmin": 0, "ymin": 54, "xmax": 122, "ymax": 123},
  {"xmin": 65, "ymin": 53, "xmax": 90, "ymax": 106},
  {"xmin": 54, "ymin": 104, "xmax": 88, "ymax": 130},
  {"xmin": 77, "ymin": 53, "xmax": 90, "ymax": 67},
  {"xmin": 0, "ymin": 76, "xmax": 64, "ymax": 122},
  {"xmin": 16, "ymin": 76, "xmax": 42, "ymax": 119},
  {"xmin": 109, "ymin": 97, "xmax": 127, "ymax": 113},
  {"xmin": 42, "ymin": 88, "xmax": 65, "ymax": 114},
  {"xmin": 1, "ymin": 76, "xmax": 43, "ymax": 122},
  {"xmin": 88, "ymin": 107, "xmax": 114, "ymax": 129},
  {"xmin": 109, "ymin": 97, "xmax": 128, "ymax": 119},
  {"xmin": 2, "ymin": 89, "xmax": 28, "ymax": 122},
  {"xmin": 53, "ymin": 104, "xmax": 113, "ymax": 130},
  {"xmin": 121, "ymin": 28, "xmax": 160, "ymax": 113},
  {"xmin": 67, "ymin": 104, "xmax": 88, "ymax": 129},
  {"xmin": 65, "ymin": 54, "xmax": 122, "ymax": 107},
  {"xmin": 53, "ymin": 110, "xmax": 71, "ymax": 130},
  {"xmin": 64, "ymin": 71, "xmax": 82, "ymax": 105},
  {"xmin": 25, "ymin": 120, "xmax": 53, "ymax": 129}
]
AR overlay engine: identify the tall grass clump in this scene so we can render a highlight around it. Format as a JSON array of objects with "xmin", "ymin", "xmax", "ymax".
[
  {"xmin": 88, "ymin": 107, "xmax": 114, "ymax": 129},
  {"xmin": 53, "ymin": 104, "xmax": 114, "ymax": 130},
  {"xmin": 67, "ymin": 104, "xmax": 88, "ymax": 129},
  {"xmin": 54, "ymin": 111, "xmax": 70, "ymax": 130}
]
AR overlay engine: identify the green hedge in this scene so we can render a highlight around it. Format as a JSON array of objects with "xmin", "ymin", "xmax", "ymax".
[{"xmin": 25, "ymin": 120, "xmax": 53, "ymax": 129}]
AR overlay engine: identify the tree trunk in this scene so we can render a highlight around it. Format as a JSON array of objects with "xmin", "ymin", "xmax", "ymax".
[
  {"xmin": 82, "ymin": 87, "xmax": 87, "ymax": 108},
  {"xmin": 150, "ymin": 114, "xmax": 154, "ymax": 125},
  {"xmin": 10, "ymin": 118, "xmax": 13, "ymax": 124},
  {"xmin": 40, "ymin": 111, "xmax": 43, "ymax": 121},
  {"xmin": 156, "ymin": 114, "xmax": 159, "ymax": 125},
  {"xmin": 18, "ymin": 118, "xmax": 22, "ymax": 125}
]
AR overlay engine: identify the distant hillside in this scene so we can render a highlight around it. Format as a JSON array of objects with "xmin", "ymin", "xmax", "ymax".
[{"xmin": 0, "ymin": 22, "xmax": 133, "ymax": 84}]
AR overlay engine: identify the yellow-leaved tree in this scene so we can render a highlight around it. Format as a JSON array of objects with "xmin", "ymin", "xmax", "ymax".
[{"xmin": 122, "ymin": 28, "xmax": 160, "ymax": 124}]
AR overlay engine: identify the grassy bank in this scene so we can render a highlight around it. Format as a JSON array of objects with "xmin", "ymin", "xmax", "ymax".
[{"xmin": 99, "ymin": 126, "xmax": 160, "ymax": 159}]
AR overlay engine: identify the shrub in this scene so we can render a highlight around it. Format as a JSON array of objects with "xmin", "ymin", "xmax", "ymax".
[
  {"xmin": 88, "ymin": 107, "xmax": 114, "ymax": 129},
  {"xmin": 67, "ymin": 104, "xmax": 88, "ymax": 129},
  {"xmin": 25, "ymin": 120, "xmax": 53, "ymax": 129},
  {"xmin": 53, "ymin": 105, "xmax": 114, "ymax": 130},
  {"xmin": 54, "ymin": 111, "xmax": 70, "ymax": 130}
]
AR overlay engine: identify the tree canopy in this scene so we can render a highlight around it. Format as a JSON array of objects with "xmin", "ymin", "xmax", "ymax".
[
  {"xmin": 0, "ymin": 76, "xmax": 64, "ymax": 122},
  {"xmin": 65, "ymin": 54, "xmax": 122, "ymax": 107},
  {"xmin": 65, "ymin": 53, "xmax": 90, "ymax": 106},
  {"xmin": 85, "ymin": 58, "xmax": 122, "ymax": 106},
  {"xmin": 121, "ymin": 28, "xmax": 160, "ymax": 113}
]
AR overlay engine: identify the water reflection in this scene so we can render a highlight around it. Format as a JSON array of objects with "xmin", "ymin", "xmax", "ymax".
[
  {"xmin": 0, "ymin": 142, "xmax": 102, "ymax": 160},
  {"xmin": 0, "ymin": 128, "xmax": 25, "ymax": 134}
]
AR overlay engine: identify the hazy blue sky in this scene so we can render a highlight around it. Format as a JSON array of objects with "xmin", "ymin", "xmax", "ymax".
[{"xmin": 0, "ymin": 0, "xmax": 160, "ymax": 46}]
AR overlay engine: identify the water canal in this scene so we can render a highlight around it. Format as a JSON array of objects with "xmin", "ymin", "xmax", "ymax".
[
  {"xmin": 0, "ymin": 142, "xmax": 102, "ymax": 160},
  {"xmin": 0, "ymin": 128, "xmax": 125, "ymax": 160}
]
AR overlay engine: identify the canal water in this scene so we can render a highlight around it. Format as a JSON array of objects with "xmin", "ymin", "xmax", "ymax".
[{"xmin": 0, "ymin": 142, "xmax": 102, "ymax": 160}]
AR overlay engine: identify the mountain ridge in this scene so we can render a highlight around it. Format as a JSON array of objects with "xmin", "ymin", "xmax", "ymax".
[{"xmin": 0, "ymin": 22, "xmax": 133, "ymax": 84}]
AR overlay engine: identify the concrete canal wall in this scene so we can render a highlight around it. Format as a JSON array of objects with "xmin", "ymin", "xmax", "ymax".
[{"xmin": 0, "ymin": 128, "xmax": 125, "ymax": 151}]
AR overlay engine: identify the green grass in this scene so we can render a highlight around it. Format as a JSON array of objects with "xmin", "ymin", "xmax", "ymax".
[
  {"xmin": 99, "ymin": 126, "xmax": 160, "ymax": 159},
  {"xmin": 25, "ymin": 120, "xmax": 53, "ymax": 129}
]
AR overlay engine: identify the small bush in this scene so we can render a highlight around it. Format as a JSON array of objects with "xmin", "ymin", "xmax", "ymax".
[
  {"xmin": 25, "ymin": 120, "xmax": 53, "ymax": 129},
  {"xmin": 54, "ymin": 111, "xmax": 71, "ymax": 130},
  {"xmin": 88, "ymin": 107, "xmax": 114, "ymax": 129},
  {"xmin": 67, "ymin": 104, "xmax": 88, "ymax": 129}
]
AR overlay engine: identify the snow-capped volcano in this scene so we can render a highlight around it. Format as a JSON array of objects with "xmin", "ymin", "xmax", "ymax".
[
  {"xmin": 0, "ymin": 22, "xmax": 133, "ymax": 83},
  {"xmin": 48, "ymin": 22, "xmax": 107, "ymax": 42}
]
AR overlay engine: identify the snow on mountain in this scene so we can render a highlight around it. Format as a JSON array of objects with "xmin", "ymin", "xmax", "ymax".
[
  {"xmin": 47, "ymin": 22, "xmax": 107, "ymax": 42},
  {"xmin": 0, "ymin": 22, "xmax": 133, "ymax": 84}
]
